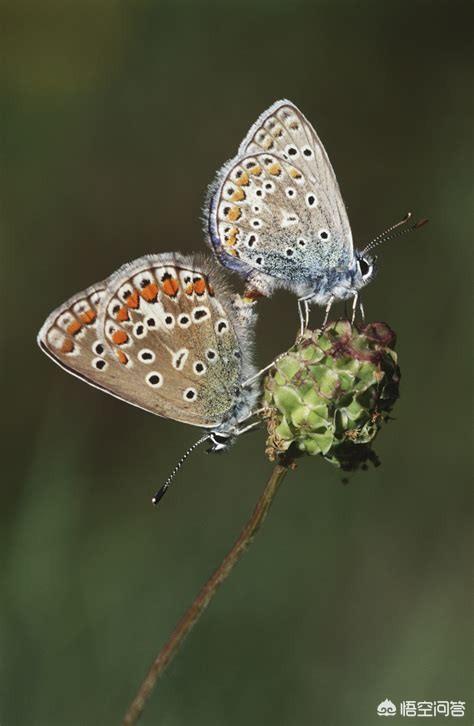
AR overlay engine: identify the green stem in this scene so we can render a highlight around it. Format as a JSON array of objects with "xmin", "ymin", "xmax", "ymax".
[{"xmin": 122, "ymin": 460, "xmax": 291, "ymax": 725}]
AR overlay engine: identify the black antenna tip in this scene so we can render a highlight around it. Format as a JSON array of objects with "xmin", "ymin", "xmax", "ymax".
[
  {"xmin": 415, "ymin": 218, "xmax": 429, "ymax": 229},
  {"xmin": 152, "ymin": 485, "xmax": 168, "ymax": 507}
]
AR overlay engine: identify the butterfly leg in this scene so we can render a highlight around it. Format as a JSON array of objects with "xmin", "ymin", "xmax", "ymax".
[
  {"xmin": 359, "ymin": 299, "xmax": 366, "ymax": 324},
  {"xmin": 351, "ymin": 293, "xmax": 359, "ymax": 324},
  {"xmin": 297, "ymin": 299, "xmax": 306, "ymax": 336},
  {"xmin": 297, "ymin": 296, "xmax": 312, "ymax": 336},
  {"xmin": 322, "ymin": 295, "xmax": 335, "ymax": 329},
  {"xmin": 236, "ymin": 420, "xmax": 261, "ymax": 436},
  {"xmin": 238, "ymin": 407, "xmax": 266, "ymax": 423},
  {"xmin": 243, "ymin": 362, "xmax": 278, "ymax": 386}
]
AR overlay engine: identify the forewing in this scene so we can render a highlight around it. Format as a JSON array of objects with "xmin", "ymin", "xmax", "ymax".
[
  {"xmin": 211, "ymin": 153, "xmax": 348, "ymax": 280},
  {"xmin": 38, "ymin": 254, "xmax": 247, "ymax": 428},
  {"xmin": 239, "ymin": 99, "xmax": 353, "ymax": 245},
  {"xmin": 209, "ymin": 100, "xmax": 354, "ymax": 281}
]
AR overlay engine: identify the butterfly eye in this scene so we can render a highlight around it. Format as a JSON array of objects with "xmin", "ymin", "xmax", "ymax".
[{"xmin": 358, "ymin": 257, "xmax": 373, "ymax": 279}]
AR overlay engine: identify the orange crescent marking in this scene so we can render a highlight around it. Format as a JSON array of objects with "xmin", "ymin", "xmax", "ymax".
[
  {"xmin": 116, "ymin": 306, "xmax": 130, "ymax": 322},
  {"xmin": 66, "ymin": 320, "xmax": 82, "ymax": 336},
  {"xmin": 162, "ymin": 278, "xmax": 179, "ymax": 297},
  {"xmin": 230, "ymin": 188, "xmax": 245, "ymax": 202},
  {"xmin": 193, "ymin": 279, "xmax": 206, "ymax": 295},
  {"xmin": 126, "ymin": 290, "xmax": 140, "ymax": 309},
  {"xmin": 227, "ymin": 206, "xmax": 241, "ymax": 222},
  {"xmin": 116, "ymin": 350, "xmax": 128, "ymax": 365},
  {"xmin": 61, "ymin": 338, "xmax": 74, "ymax": 353},
  {"xmin": 79, "ymin": 309, "xmax": 97, "ymax": 325},
  {"xmin": 268, "ymin": 163, "xmax": 282, "ymax": 176},
  {"xmin": 112, "ymin": 330, "xmax": 128, "ymax": 345},
  {"xmin": 236, "ymin": 171, "xmax": 249, "ymax": 186},
  {"xmin": 140, "ymin": 283, "xmax": 158, "ymax": 302}
]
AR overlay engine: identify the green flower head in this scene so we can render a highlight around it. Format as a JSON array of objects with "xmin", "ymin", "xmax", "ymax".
[{"xmin": 262, "ymin": 321, "xmax": 401, "ymax": 471}]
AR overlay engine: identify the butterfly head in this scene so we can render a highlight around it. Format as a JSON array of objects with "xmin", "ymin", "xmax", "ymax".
[
  {"xmin": 354, "ymin": 250, "xmax": 377, "ymax": 290},
  {"xmin": 207, "ymin": 376, "xmax": 260, "ymax": 453},
  {"xmin": 208, "ymin": 431, "xmax": 233, "ymax": 452}
]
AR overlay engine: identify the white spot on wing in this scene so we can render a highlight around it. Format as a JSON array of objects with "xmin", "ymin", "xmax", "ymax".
[
  {"xmin": 183, "ymin": 387, "xmax": 197, "ymax": 401},
  {"xmin": 178, "ymin": 313, "xmax": 191, "ymax": 328},
  {"xmin": 139, "ymin": 349, "xmax": 155, "ymax": 364},
  {"xmin": 215, "ymin": 319, "xmax": 229, "ymax": 335},
  {"xmin": 193, "ymin": 361, "xmax": 206, "ymax": 376},
  {"xmin": 146, "ymin": 371, "xmax": 163, "ymax": 388},
  {"xmin": 173, "ymin": 348, "xmax": 189, "ymax": 370}
]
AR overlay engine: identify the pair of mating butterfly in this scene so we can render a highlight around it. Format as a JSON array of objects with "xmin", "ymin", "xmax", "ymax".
[{"xmin": 38, "ymin": 100, "xmax": 425, "ymax": 503}]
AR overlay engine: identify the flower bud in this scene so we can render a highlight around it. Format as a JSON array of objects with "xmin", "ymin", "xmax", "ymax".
[{"xmin": 262, "ymin": 321, "xmax": 400, "ymax": 471}]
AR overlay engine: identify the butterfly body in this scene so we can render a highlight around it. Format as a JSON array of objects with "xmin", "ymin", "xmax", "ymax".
[
  {"xmin": 38, "ymin": 253, "xmax": 259, "ymax": 451},
  {"xmin": 206, "ymin": 100, "xmax": 375, "ymax": 314}
]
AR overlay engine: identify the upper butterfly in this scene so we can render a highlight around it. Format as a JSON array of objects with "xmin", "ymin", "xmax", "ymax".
[
  {"xmin": 206, "ymin": 99, "xmax": 376, "ymax": 332},
  {"xmin": 37, "ymin": 253, "xmax": 259, "ymax": 500}
]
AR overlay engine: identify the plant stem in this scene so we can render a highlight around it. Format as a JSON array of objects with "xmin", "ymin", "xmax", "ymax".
[{"xmin": 122, "ymin": 460, "xmax": 291, "ymax": 725}]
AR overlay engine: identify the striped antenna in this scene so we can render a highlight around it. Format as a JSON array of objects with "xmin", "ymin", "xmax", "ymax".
[
  {"xmin": 363, "ymin": 212, "xmax": 412, "ymax": 252},
  {"xmin": 152, "ymin": 434, "xmax": 210, "ymax": 506},
  {"xmin": 362, "ymin": 213, "xmax": 428, "ymax": 257}
]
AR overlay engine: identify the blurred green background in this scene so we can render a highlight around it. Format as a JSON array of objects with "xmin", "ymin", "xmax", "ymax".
[{"xmin": 2, "ymin": 1, "xmax": 472, "ymax": 724}]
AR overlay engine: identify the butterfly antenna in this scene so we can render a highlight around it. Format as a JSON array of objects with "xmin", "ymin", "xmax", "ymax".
[
  {"xmin": 152, "ymin": 434, "xmax": 210, "ymax": 506},
  {"xmin": 362, "ymin": 214, "xmax": 428, "ymax": 256}
]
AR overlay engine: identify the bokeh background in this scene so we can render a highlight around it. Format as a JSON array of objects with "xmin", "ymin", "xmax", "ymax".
[{"xmin": 2, "ymin": 1, "xmax": 472, "ymax": 724}]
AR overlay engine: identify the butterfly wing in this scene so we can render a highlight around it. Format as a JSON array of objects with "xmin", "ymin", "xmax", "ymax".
[
  {"xmin": 207, "ymin": 100, "xmax": 354, "ymax": 294},
  {"xmin": 38, "ymin": 253, "xmax": 256, "ymax": 429}
]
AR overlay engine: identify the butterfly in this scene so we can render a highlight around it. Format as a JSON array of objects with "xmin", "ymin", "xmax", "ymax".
[
  {"xmin": 206, "ymin": 99, "xmax": 425, "ymax": 333},
  {"xmin": 37, "ymin": 253, "xmax": 260, "ymax": 503}
]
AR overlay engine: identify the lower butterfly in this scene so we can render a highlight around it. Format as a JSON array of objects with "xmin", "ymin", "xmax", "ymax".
[{"xmin": 37, "ymin": 252, "xmax": 261, "ymax": 504}]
